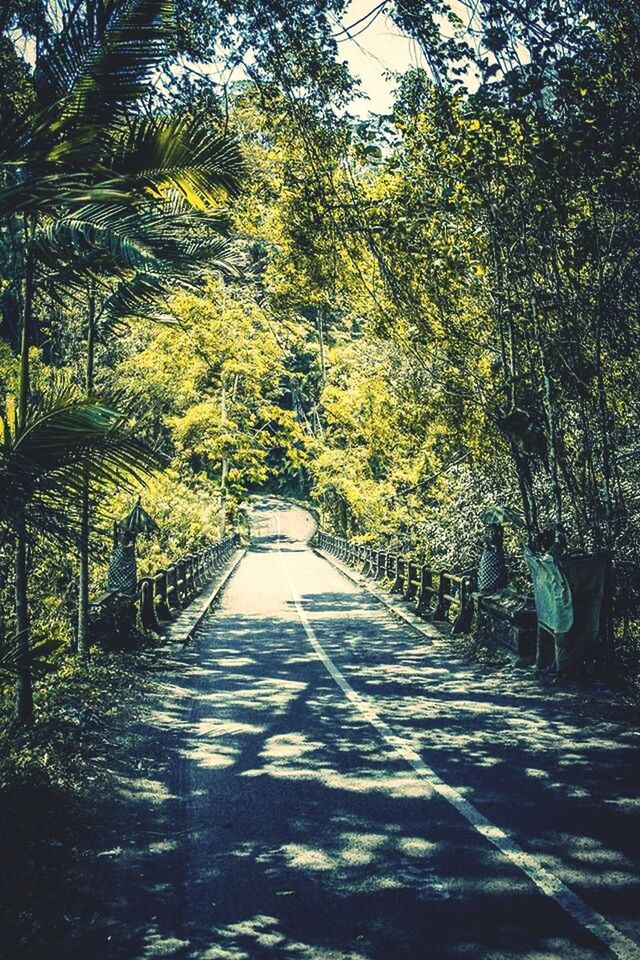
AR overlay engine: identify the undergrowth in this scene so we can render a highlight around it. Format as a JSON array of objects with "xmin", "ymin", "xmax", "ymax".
[{"xmin": 0, "ymin": 647, "xmax": 160, "ymax": 959}]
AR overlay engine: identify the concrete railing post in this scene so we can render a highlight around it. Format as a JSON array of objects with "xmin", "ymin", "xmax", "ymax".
[
  {"xmin": 193, "ymin": 551, "xmax": 204, "ymax": 588},
  {"xmin": 385, "ymin": 552, "xmax": 395, "ymax": 582},
  {"xmin": 432, "ymin": 573, "xmax": 449, "ymax": 621},
  {"xmin": 451, "ymin": 576, "xmax": 474, "ymax": 634},
  {"xmin": 405, "ymin": 560, "xmax": 419, "ymax": 601},
  {"xmin": 187, "ymin": 556, "xmax": 197, "ymax": 597},
  {"xmin": 392, "ymin": 557, "xmax": 405, "ymax": 594},
  {"xmin": 416, "ymin": 565, "xmax": 433, "ymax": 614},
  {"xmin": 166, "ymin": 564, "xmax": 179, "ymax": 610},
  {"xmin": 176, "ymin": 559, "xmax": 188, "ymax": 605},
  {"xmin": 154, "ymin": 569, "xmax": 172, "ymax": 621}
]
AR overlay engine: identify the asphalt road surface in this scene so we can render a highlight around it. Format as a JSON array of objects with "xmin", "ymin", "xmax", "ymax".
[{"xmin": 80, "ymin": 499, "xmax": 640, "ymax": 960}]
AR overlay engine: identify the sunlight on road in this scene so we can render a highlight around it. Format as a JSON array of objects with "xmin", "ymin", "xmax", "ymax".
[{"xmin": 98, "ymin": 500, "xmax": 640, "ymax": 960}]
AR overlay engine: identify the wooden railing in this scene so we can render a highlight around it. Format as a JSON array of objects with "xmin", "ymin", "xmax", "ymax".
[
  {"xmin": 89, "ymin": 532, "xmax": 241, "ymax": 645},
  {"xmin": 315, "ymin": 531, "xmax": 474, "ymax": 634}
]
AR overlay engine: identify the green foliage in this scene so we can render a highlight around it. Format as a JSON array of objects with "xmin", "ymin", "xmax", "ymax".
[
  {"xmin": 107, "ymin": 470, "xmax": 223, "ymax": 577},
  {"xmin": 0, "ymin": 0, "xmax": 248, "ymax": 720},
  {"xmin": 3, "ymin": 0, "xmax": 640, "ymax": 716},
  {"xmin": 0, "ymin": 379, "xmax": 159, "ymax": 538},
  {"xmin": 113, "ymin": 276, "xmax": 309, "ymax": 515}
]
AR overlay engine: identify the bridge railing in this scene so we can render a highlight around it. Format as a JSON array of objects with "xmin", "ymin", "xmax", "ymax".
[
  {"xmin": 315, "ymin": 531, "xmax": 474, "ymax": 634},
  {"xmin": 90, "ymin": 532, "xmax": 241, "ymax": 645}
]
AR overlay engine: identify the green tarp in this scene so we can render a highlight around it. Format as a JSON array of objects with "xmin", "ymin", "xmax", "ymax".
[
  {"xmin": 525, "ymin": 551, "xmax": 608, "ymax": 673},
  {"xmin": 524, "ymin": 548, "xmax": 573, "ymax": 633}
]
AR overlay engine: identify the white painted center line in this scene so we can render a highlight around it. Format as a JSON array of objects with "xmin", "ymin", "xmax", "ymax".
[{"xmin": 276, "ymin": 511, "xmax": 640, "ymax": 960}]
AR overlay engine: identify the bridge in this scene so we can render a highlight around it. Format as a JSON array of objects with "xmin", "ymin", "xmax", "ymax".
[{"xmin": 79, "ymin": 499, "xmax": 639, "ymax": 960}]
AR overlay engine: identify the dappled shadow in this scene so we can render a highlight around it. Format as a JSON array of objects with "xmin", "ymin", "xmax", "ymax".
[
  {"xmin": 248, "ymin": 500, "xmax": 316, "ymax": 555},
  {"xmin": 18, "ymin": 502, "xmax": 640, "ymax": 960},
  {"xmin": 48, "ymin": 619, "xmax": 639, "ymax": 958},
  {"xmin": 296, "ymin": 589, "xmax": 640, "ymax": 868},
  {"xmin": 250, "ymin": 533, "xmax": 308, "ymax": 554}
]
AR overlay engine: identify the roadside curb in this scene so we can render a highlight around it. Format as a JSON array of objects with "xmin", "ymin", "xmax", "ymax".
[
  {"xmin": 313, "ymin": 546, "xmax": 448, "ymax": 643},
  {"xmin": 161, "ymin": 549, "xmax": 247, "ymax": 645}
]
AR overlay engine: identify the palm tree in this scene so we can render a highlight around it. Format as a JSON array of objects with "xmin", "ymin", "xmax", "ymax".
[
  {"xmin": 0, "ymin": 0, "xmax": 244, "ymax": 716},
  {"xmin": 0, "ymin": 381, "xmax": 159, "ymax": 719},
  {"xmin": 37, "ymin": 147, "xmax": 243, "ymax": 655},
  {"xmin": 1, "ymin": 0, "xmax": 175, "ymax": 718}
]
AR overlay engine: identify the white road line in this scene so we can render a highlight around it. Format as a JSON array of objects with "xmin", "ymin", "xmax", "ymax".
[{"xmin": 275, "ymin": 511, "xmax": 640, "ymax": 960}]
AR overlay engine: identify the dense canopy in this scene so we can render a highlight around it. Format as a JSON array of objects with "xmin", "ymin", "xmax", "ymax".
[
  {"xmin": 3, "ymin": 2, "xmax": 640, "ymax": 955},
  {"xmin": 1, "ymin": 0, "xmax": 640, "ymax": 711}
]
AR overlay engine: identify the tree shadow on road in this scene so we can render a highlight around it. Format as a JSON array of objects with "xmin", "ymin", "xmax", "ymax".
[{"xmin": 17, "ymin": 586, "xmax": 638, "ymax": 960}]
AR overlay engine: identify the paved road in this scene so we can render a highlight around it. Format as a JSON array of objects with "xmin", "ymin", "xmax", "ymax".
[{"xmin": 82, "ymin": 500, "xmax": 640, "ymax": 960}]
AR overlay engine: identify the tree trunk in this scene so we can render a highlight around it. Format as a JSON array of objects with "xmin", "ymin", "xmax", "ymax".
[
  {"xmin": 317, "ymin": 308, "xmax": 326, "ymax": 386},
  {"xmin": 15, "ymin": 238, "xmax": 34, "ymax": 723},
  {"xmin": 486, "ymin": 215, "xmax": 539, "ymax": 543},
  {"xmin": 77, "ymin": 284, "xmax": 96, "ymax": 656},
  {"xmin": 15, "ymin": 517, "xmax": 32, "ymax": 723},
  {"xmin": 595, "ymin": 321, "xmax": 614, "ymax": 549},
  {"xmin": 220, "ymin": 380, "xmax": 228, "ymax": 538},
  {"xmin": 531, "ymin": 295, "xmax": 563, "ymax": 527},
  {"xmin": 220, "ymin": 457, "xmax": 229, "ymax": 538},
  {"xmin": 590, "ymin": 199, "xmax": 615, "ymax": 551}
]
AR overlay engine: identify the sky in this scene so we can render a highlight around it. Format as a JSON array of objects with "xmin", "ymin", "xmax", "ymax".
[
  {"xmin": 13, "ymin": 0, "xmax": 436, "ymax": 117},
  {"xmin": 333, "ymin": 0, "xmax": 429, "ymax": 115},
  {"xmin": 175, "ymin": 0, "xmax": 432, "ymax": 119}
]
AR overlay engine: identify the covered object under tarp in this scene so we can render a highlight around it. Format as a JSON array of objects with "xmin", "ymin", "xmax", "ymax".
[{"xmin": 526, "ymin": 552, "xmax": 609, "ymax": 673}]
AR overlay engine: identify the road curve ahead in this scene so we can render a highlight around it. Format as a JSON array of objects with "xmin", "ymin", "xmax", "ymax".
[{"xmin": 85, "ymin": 499, "xmax": 640, "ymax": 960}]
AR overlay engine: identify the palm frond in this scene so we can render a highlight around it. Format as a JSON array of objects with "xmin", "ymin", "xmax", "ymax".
[
  {"xmin": 0, "ymin": 94, "xmax": 36, "ymax": 165},
  {"xmin": 0, "ymin": 0, "xmax": 178, "ymax": 182},
  {"xmin": 138, "ymin": 192, "xmax": 233, "ymax": 232},
  {"xmin": 0, "ymin": 630, "xmax": 61, "ymax": 678},
  {"xmin": 98, "ymin": 271, "xmax": 190, "ymax": 335},
  {"xmin": 36, "ymin": 0, "xmax": 177, "ymax": 123},
  {"xmin": 34, "ymin": 207, "xmax": 157, "ymax": 271},
  {"xmin": 18, "ymin": 385, "xmax": 157, "ymax": 480},
  {"xmin": 33, "ymin": 197, "xmax": 240, "ymax": 280},
  {"xmin": 0, "ymin": 383, "xmax": 161, "ymax": 543},
  {"xmin": 143, "ymin": 235, "xmax": 245, "ymax": 275},
  {"xmin": 109, "ymin": 115, "xmax": 244, "ymax": 209},
  {"xmin": 98, "ymin": 236, "xmax": 244, "ymax": 335},
  {"xmin": 0, "ymin": 174, "xmax": 133, "ymax": 217}
]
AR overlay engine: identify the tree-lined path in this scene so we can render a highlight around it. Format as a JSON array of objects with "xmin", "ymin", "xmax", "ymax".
[
  {"xmin": 62, "ymin": 500, "xmax": 640, "ymax": 960},
  {"xmin": 4, "ymin": 3, "xmax": 640, "ymax": 957}
]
